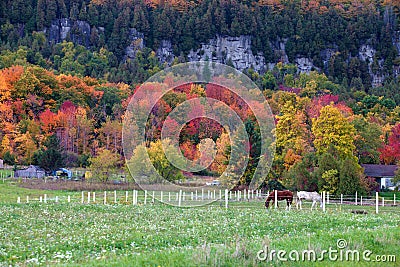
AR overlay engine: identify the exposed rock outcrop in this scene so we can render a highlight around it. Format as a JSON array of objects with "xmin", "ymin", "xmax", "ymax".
[
  {"xmin": 295, "ymin": 57, "xmax": 317, "ymax": 74},
  {"xmin": 125, "ymin": 28, "xmax": 145, "ymax": 60},
  {"xmin": 270, "ymin": 38, "xmax": 289, "ymax": 64},
  {"xmin": 47, "ymin": 18, "xmax": 91, "ymax": 47},
  {"xmin": 186, "ymin": 35, "xmax": 266, "ymax": 73},
  {"xmin": 320, "ymin": 47, "xmax": 338, "ymax": 71},
  {"xmin": 156, "ymin": 40, "xmax": 174, "ymax": 65},
  {"xmin": 359, "ymin": 44, "xmax": 385, "ymax": 87}
]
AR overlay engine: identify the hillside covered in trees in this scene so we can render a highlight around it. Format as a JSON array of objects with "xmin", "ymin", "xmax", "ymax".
[
  {"xmin": 2, "ymin": 0, "xmax": 400, "ymax": 91},
  {"xmin": 1, "ymin": 0, "xmax": 400, "ymax": 194}
]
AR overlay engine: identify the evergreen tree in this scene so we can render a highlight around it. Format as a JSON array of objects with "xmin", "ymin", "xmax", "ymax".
[{"xmin": 34, "ymin": 134, "xmax": 65, "ymax": 172}]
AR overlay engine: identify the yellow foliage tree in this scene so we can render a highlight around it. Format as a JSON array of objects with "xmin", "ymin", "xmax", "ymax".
[{"xmin": 312, "ymin": 104, "xmax": 356, "ymax": 159}]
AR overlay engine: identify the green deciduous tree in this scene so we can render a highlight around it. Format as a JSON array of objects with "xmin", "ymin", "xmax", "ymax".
[
  {"xmin": 127, "ymin": 139, "xmax": 184, "ymax": 184},
  {"xmin": 88, "ymin": 149, "xmax": 120, "ymax": 182},
  {"xmin": 338, "ymin": 157, "xmax": 366, "ymax": 195}
]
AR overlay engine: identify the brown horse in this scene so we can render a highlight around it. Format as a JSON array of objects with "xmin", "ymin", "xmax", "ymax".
[{"xmin": 265, "ymin": 190, "xmax": 293, "ymax": 210}]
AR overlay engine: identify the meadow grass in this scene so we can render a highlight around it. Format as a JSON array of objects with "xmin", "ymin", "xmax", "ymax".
[{"xmin": 0, "ymin": 182, "xmax": 399, "ymax": 266}]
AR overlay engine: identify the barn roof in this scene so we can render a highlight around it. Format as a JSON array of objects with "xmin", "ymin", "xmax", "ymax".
[{"xmin": 361, "ymin": 164, "xmax": 398, "ymax": 178}]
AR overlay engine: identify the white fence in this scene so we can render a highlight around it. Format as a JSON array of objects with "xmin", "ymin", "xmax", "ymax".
[{"xmin": 16, "ymin": 190, "xmax": 398, "ymax": 214}]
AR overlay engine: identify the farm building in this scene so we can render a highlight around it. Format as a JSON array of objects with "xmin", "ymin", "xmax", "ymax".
[
  {"xmin": 362, "ymin": 164, "xmax": 399, "ymax": 190},
  {"xmin": 14, "ymin": 165, "xmax": 46, "ymax": 178}
]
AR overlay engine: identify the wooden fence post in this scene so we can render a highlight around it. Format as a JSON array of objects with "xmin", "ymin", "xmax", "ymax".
[
  {"xmin": 39, "ymin": 196, "xmax": 42, "ymax": 203},
  {"xmin": 17, "ymin": 197, "xmax": 20, "ymax": 203},
  {"xmin": 104, "ymin": 191, "xmax": 107, "ymax": 205},
  {"xmin": 26, "ymin": 196, "xmax": 29, "ymax": 203},
  {"xmin": 81, "ymin": 191, "xmax": 84, "ymax": 203},
  {"xmin": 394, "ymin": 194, "xmax": 396, "ymax": 206},
  {"xmin": 161, "ymin": 191, "xmax": 164, "ymax": 202},
  {"xmin": 274, "ymin": 190, "xmax": 278, "ymax": 209},
  {"xmin": 340, "ymin": 194, "xmax": 343, "ymax": 205},
  {"xmin": 322, "ymin": 191, "xmax": 326, "ymax": 212},
  {"xmin": 93, "ymin": 192, "xmax": 95, "ymax": 203},
  {"xmin": 327, "ymin": 192, "xmax": 330, "ymax": 204},
  {"xmin": 126, "ymin": 191, "xmax": 128, "ymax": 202},
  {"xmin": 382, "ymin": 197, "xmax": 385, "ymax": 207},
  {"xmin": 376, "ymin": 192, "xmax": 379, "ymax": 214},
  {"xmin": 68, "ymin": 195, "xmax": 70, "ymax": 203},
  {"xmin": 114, "ymin": 190, "xmax": 117, "ymax": 204},
  {"xmin": 144, "ymin": 190, "xmax": 147, "ymax": 205},
  {"xmin": 178, "ymin": 190, "xmax": 182, "ymax": 207},
  {"xmin": 168, "ymin": 192, "xmax": 171, "ymax": 202},
  {"xmin": 360, "ymin": 196, "xmax": 363, "ymax": 206},
  {"xmin": 44, "ymin": 194, "xmax": 47, "ymax": 203},
  {"xmin": 55, "ymin": 196, "xmax": 58, "ymax": 203}
]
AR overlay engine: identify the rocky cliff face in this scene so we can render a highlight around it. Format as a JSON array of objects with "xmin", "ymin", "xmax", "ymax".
[
  {"xmin": 42, "ymin": 19, "xmax": 397, "ymax": 87},
  {"xmin": 359, "ymin": 44, "xmax": 385, "ymax": 87},
  {"xmin": 125, "ymin": 28, "xmax": 145, "ymax": 60},
  {"xmin": 186, "ymin": 35, "xmax": 266, "ymax": 73},
  {"xmin": 156, "ymin": 34, "xmax": 322, "ymax": 74},
  {"xmin": 156, "ymin": 40, "xmax": 174, "ymax": 65},
  {"xmin": 47, "ymin": 18, "xmax": 91, "ymax": 47}
]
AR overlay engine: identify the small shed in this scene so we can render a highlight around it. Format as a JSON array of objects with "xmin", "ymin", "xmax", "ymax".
[
  {"xmin": 14, "ymin": 165, "xmax": 46, "ymax": 179},
  {"xmin": 362, "ymin": 164, "xmax": 398, "ymax": 190}
]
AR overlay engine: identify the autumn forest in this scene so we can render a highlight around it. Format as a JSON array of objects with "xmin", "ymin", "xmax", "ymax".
[{"xmin": 1, "ymin": 0, "xmax": 400, "ymax": 194}]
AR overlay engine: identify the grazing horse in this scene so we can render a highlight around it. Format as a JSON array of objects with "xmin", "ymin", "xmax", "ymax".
[
  {"xmin": 296, "ymin": 191, "xmax": 322, "ymax": 210},
  {"xmin": 265, "ymin": 190, "xmax": 293, "ymax": 210}
]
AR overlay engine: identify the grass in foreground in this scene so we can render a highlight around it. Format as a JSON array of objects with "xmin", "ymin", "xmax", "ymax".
[{"xmin": 0, "ymin": 182, "xmax": 399, "ymax": 266}]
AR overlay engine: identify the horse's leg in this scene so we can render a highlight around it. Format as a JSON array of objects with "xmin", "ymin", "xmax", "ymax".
[{"xmin": 311, "ymin": 200, "xmax": 315, "ymax": 211}]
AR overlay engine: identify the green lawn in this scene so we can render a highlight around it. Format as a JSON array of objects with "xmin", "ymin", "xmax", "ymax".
[{"xmin": 0, "ymin": 182, "xmax": 399, "ymax": 266}]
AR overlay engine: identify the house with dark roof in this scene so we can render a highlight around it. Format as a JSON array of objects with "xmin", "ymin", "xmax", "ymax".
[
  {"xmin": 14, "ymin": 165, "xmax": 46, "ymax": 179},
  {"xmin": 361, "ymin": 164, "xmax": 398, "ymax": 190}
]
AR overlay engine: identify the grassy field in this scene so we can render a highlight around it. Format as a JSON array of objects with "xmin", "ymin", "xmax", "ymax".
[{"xmin": 0, "ymin": 182, "xmax": 399, "ymax": 266}]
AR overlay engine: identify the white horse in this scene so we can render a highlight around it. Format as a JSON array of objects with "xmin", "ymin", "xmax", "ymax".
[{"xmin": 296, "ymin": 191, "xmax": 322, "ymax": 210}]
